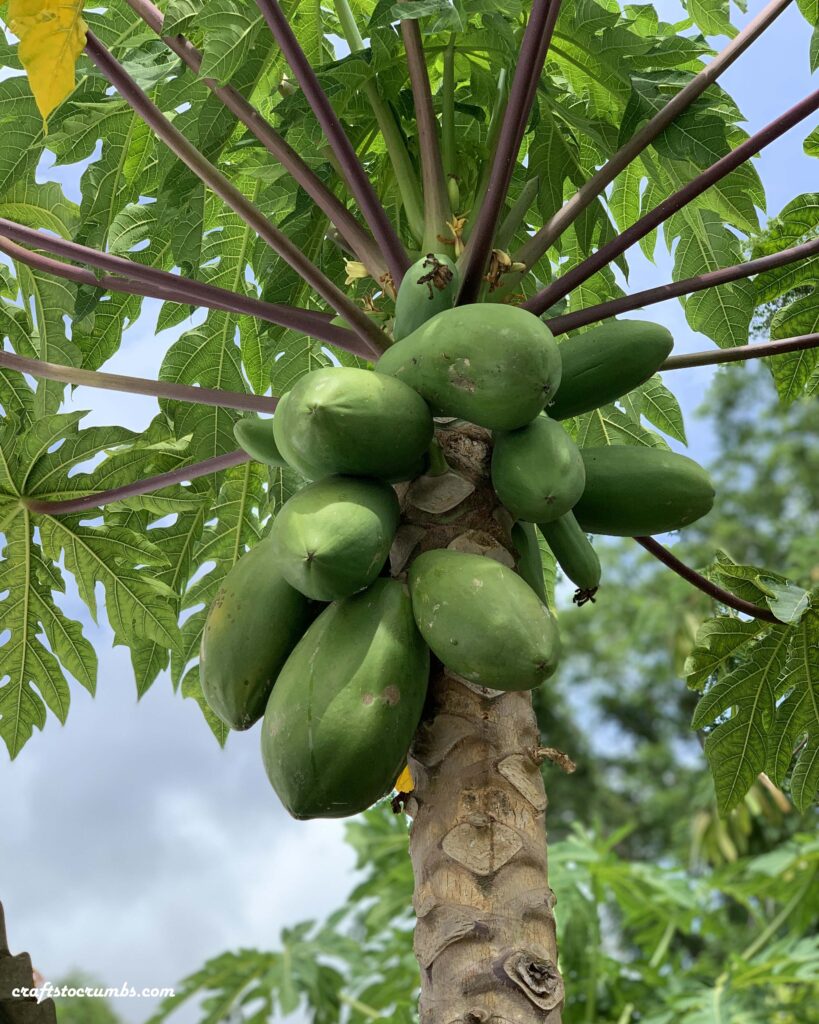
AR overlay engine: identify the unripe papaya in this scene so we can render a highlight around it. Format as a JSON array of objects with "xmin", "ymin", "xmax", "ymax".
[
  {"xmin": 272, "ymin": 367, "xmax": 433, "ymax": 482},
  {"xmin": 574, "ymin": 447, "xmax": 715, "ymax": 536},
  {"xmin": 233, "ymin": 417, "xmax": 287, "ymax": 468},
  {"xmin": 492, "ymin": 414, "xmax": 585, "ymax": 523},
  {"xmin": 271, "ymin": 476, "xmax": 400, "ymax": 601},
  {"xmin": 408, "ymin": 549, "xmax": 560, "ymax": 691},
  {"xmin": 376, "ymin": 304, "xmax": 562, "ymax": 430},
  {"xmin": 549, "ymin": 320, "xmax": 673, "ymax": 420},
  {"xmin": 538, "ymin": 512, "xmax": 601, "ymax": 605},
  {"xmin": 393, "ymin": 253, "xmax": 460, "ymax": 341},
  {"xmin": 200, "ymin": 540, "xmax": 315, "ymax": 731},
  {"xmin": 511, "ymin": 521, "xmax": 548, "ymax": 604},
  {"xmin": 261, "ymin": 579, "xmax": 429, "ymax": 819}
]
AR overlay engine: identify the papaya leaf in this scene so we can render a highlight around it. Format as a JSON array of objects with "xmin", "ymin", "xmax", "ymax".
[
  {"xmin": 704, "ymin": 551, "xmax": 788, "ymax": 608},
  {"xmin": 623, "ymin": 375, "xmax": 687, "ymax": 444},
  {"xmin": 766, "ymin": 609, "xmax": 819, "ymax": 812},
  {"xmin": 755, "ymin": 577, "xmax": 812, "ymax": 626},
  {"xmin": 670, "ymin": 208, "xmax": 755, "ymax": 351},
  {"xmin": 571, "ymin": 404, "xmax": 667, "ymax": 449},
  {"xmin": 196, "ymin": 0, "xmax": 266, "ymax": 85},
  {"xmin": 685, "ymin": 0, "xmax": 736, "ymax": 38},
  {"xmin": 158, "ymin": 319, "xmax": 248, "ymax": 462},
  {"xmin": 6, "ymin": 0, "xmax": 87, "ymax": 121},
  {"xmin": 692, "ymin": 626, "xmax": 791, "ymax": 815},
  {"xmin": 684, "ymin": 615, "xmax": 767, "ymax": 692},
  {"xmin": 797, "ymin": 0, "xmax": 818, "ymax": 28},
  {"xmin": 0, "ymin": 409, "xmax": 183, "ymax": 757}
]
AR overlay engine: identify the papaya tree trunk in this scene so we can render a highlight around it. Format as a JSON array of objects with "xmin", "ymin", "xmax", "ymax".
[
  {"xmin": 398, "ymin": 427, "xmax": 564, "ymax": 1023},
  {"xmin": 407, "ymin": 675, "xmax": 563, "ymax": 1023}
]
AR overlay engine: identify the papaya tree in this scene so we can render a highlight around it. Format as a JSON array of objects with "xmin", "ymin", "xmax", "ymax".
[{"xmin": 0, "ymin": 0, "xmax": 817, "ymax": 1021}]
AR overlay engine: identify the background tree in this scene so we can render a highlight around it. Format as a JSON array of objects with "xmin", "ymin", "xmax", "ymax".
[{"xmin": 0, "ymin": 0, "xmax": 817, "ymax": 1020}]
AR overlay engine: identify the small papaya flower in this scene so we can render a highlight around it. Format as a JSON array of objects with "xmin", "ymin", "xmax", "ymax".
[{"xmin": 344, "ymin": 260, "xmax": 369, "ymax": 286}]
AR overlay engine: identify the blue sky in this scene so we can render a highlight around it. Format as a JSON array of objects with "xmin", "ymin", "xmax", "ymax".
[{"xmin": 1, "ymin": 3, "xmax": 817, "ymax": 1023}]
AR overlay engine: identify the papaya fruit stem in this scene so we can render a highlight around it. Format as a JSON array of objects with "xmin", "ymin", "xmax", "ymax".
[
  {"xmin": 0, "ymin": 228, "xmax": 369, "ymax": 357},
  {"xmin": 457, "ymin": 0, "xmax": 561, "ymax": 305},
  {"xmin": 401, "ymin": 19, "xmax": 453, "ymax": 252},
  {"xmin": 83, "ymin": 33, "xmax": 391, "ymax": 356},
  {"xmin": 635, "ymin": 537, "xmax": 780, "ymax": 624},
  {"xmin": 120, "ymin": 0, "xmax": 388, "ymax": 282},
  {"xmin": 547, "ymin": 236, "xmax": 819, "ymax": 335},
  {"xmin": 524, "ymin": 84, "xmax": 819, "ymax": 316},
  {"xmin": 23, "ymin": 452, "xmax": 252, "ymax": 516},
  {"xmin": 425, "ymin": 441, "xmax": 450, "ymax": 478},
  {"xmin": 254, "ymin": 0, "xmax": 411, "ymax": 287},
  {"xmin": 514, "ymin": 0, "xmax": 796, "ymax": 277}
]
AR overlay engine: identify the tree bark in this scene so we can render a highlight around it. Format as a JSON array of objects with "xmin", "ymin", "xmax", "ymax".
[
  {"xmin": 408, "ymin": 676, "xmax": 563, "ymax": 1024},
  {"xmin": 398, "ymin": 428, "xmax": 564, "ymax": 1024},
  {"xmin": 0, "ymin": 902, "xmax": 57, "ymax": 1023}
]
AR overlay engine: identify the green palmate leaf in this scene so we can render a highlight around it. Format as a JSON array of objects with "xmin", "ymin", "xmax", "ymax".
[
  {"xmin": 766, "ymin": 608, "xmax": 819, "ymax": 812},
  {"xmin": 0, "ymin": 408, "xmax": 181, "ymax": 755},
  {"xmin": 684, "ymin": 615, "xmax": 767, "ymax": 691},
  {"xmin": 755, "ymin": 577, "xmax": 812, "ymax": 626},
  {"xmin": 48, "ymin": 101, "xmax": 157, "ymax": 252},
  {"xmin": 0, "ymin": 74, "xmax": 45, "ymax": 197},
  {"xmin": 693, "ymin": 626, "xmax": 791, "ymax": 814},
  {"xmin": 751, "ymin": 193, "xmax": 819, "ymax": 402},
  {"xmin": 622, "ymin": 375, "xmax": 687, "ymax": 444},
  {"xmin": 667, "ymin": 207, "xmax": 755, "ymax": 351},
  {"xmin": 769, "ymin": 292, "xmax": 819, "ymax": 401},
  {"xmin": 196, "ymin": 0, "xmax": 266, "ymax": 84},
  {"xmin": 391, "ymin": 0, "xmax": 458, "ymax": 22},
  {"xmin": 570, "ymin": 403, "xmax": 667, "ymax": 449},
  {"xmin": 705, "ymin": 551, "xmax": 789, "ymax": 610},
  {"xmin": 0, "ymin": 507, "xmax": 96, "ymax": 757},
  {"xmin": 159, "ymin": 318, "xmax": 248, "ymax": 461},
  {"xmin": 797, "ymin": 0, "xmax": 819, "ymax": 28}
]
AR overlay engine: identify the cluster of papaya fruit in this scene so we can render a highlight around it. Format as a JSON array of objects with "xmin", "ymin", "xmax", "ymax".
[{"xmin": 202, "ymin": 253, "xmax": 715, "ymax": 820}]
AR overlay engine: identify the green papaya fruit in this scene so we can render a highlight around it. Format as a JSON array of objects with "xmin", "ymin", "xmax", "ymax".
[
  {"xmin": 200, "ymin": 540, "xmax": 315, "ymax": 731},
  {"xmin": 538, "ymin": 512, "xmax": 601, "ymax": 605},
  {"xmin": 408, "ymin": 549, "xmax": 560, "ymax": 691},
  {"xmin": 393, "ymin": 253, "xmax": 460, "ymax": 342},
  {"xmin": 574, "ymin": 447, "xmax": 715, "ymax": 536},
  {"xmin": 376, "ymin": 304, "xmax": 562, "ymax": 430},
  {"xmin": 271, "ymin": 476, "xmax": 400, "ymax": 601},
  {"xmin": 511, "ymin": 521, "xmax": 548, "ymax": 604},
  {"xmin": 549, "ymin": 320, "xmax": 673, "ymax": 420},
  {"xmin": 233, "ymin": 417, "xmax": 287, "ymax": 467},
  {"xmin": 261, "ymin": 579, "xmax": 430, "ymax": 819},
  {"xmin": 492, "ymin": 414, "xmax": 586, "ymax": 523},
  {"xmin": 272, "ymin": 367, "xmax": 433, "ymax": 482}
]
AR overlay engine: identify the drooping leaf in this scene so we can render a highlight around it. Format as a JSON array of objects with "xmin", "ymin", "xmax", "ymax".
[
  {"xmin": 7, "ymin": 0, "xmax": 87, "ymax": 120},
  {"xmin": 693, "ymin": 626, "xmax": 791, "ymax": 814},
  {"xmin": 766, "ymin": 608, "xmax": 819, "ymax": 812}
]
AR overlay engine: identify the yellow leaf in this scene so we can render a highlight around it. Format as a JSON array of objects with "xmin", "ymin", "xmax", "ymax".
[
  {"xmin": 8, "ymin": 0, "xmax": 87, "ymax": 122},
  {"xmin": 394, "ymin": 765, "xmax": 414, "ymax": 793}
]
